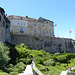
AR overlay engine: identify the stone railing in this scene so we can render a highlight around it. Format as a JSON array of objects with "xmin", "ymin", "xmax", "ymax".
[{"xmin": 31, "ymin": 61, "xmax": 44, "ymax": 75}]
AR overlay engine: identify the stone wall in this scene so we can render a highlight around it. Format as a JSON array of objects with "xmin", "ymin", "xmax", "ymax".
[
  {"xmin": 10, "ymin": 34, "xmax": 74, "ymax": 53},
  {"xmin": 0, "ymin": 12, "xmax": 6, "ymax": 42}
]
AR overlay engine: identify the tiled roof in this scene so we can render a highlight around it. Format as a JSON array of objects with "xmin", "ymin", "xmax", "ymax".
[{"xmin": 7, "ymin": 15, "xmax": 54, "ymax": 23}]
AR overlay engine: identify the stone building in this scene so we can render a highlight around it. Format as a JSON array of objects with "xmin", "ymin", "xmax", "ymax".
[
  {"xmin": 0, "ymin": 7, "xmax": 10, "ymax": 42},
  {"xmin": 7, "ymin": 15, "xmax": 54, "ymax": 37},
  {"xmin": 0, "ymin": 7, "xmax": 74, "ymax": 53},
  {"xmin": 6, "ymin": 15, "xmax": 75, "ymax": 53}
]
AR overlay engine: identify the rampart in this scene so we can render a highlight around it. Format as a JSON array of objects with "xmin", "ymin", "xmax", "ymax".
[{"xmin": 10, "ymin": 34, "xmax": 74, "ymax": 53}]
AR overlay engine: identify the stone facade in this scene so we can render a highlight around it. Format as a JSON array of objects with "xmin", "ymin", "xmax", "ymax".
[
  {"xmin": 10, "ymin": 34, "xmax": 74, "ymax": 53},
  {"xmin": 7, "ymin": 15, "xmax": 54, "ymax": 37},
  {"xmin": 0, "ymin": 7, "xmax": 6, "ymax": 42},
  {"xmin": 0, "ymin": 7, "xmax": 10, "ymax": 42}
]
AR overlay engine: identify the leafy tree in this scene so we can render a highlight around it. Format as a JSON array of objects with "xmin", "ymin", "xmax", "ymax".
[{"xmin": 0, "ymin": 42, "xmax": 10, "ymax": 68}]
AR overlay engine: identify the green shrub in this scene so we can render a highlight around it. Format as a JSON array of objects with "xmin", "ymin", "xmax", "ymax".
[
  {"xmin": 43, "ymin": 59, "xmax": 55, "ymax": 66},
  {"xmin": 55, "ymin": 53, "xmax": 75, "ymax": 63},
  {"xmin": 0, "ymin": 42, "xmax": 10, "ymax": 68},
  {"xmin": 71, "ymin": 69, "xmax": 75, "ymax": 75},
  {"xmin": 0, "ymin": 72, "xmax": 9, "ymax": 75},
  {"xmin": 54, "ymin": 52, "xmax": 60, "ymax": 56},
  {"xmin": 36, "ymin": 58, "xmax": 43, "ymax": 64},
  {"xmin": 37, "ymin": 64, "xmax": 49, "ymax": 71},
  {"xmin": 14, "ymin": 62, "xmax": 26, "ymax": 73},
  {"xmin": 6, "ymin": 62, "xmax": 26, "ymax": 73},
  {"xmin": 0, "ymin": 70, "xmax": 3, "ymax": 72},
  {"xmin": 19, "ymin": 58, "xmax": 32, "ymax": 65},
  {"xmin": 56, "ymin": 55, "xmax": 67, "ymax": 63},
  {"xmin": 53, "ymin": 52, "xmax": 60, "ymax": 59},
  {"xmin": 65, "ymin": 53, "xmax": 75, "ymax": 60},
  {"xmin": 9, "ymin": 72, "xmax": 18, "ymax": 75}
]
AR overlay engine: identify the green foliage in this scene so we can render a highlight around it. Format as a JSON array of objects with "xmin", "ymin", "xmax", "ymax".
[
  {"xmin": 5, "ymin": 42, "xmax": 17, "ymax": 65},
  {"xmin": 36, "ymin": 58, "xmax": 43, "ymax": 64},
  {"xmin": 53, "ymin": 53, "xmax": 75, "ymax": 63},
  {"xmin": 6, "ymin": 62, "xmax": 26, "ymax": 73},
  {"xmin": 15, "ymin": 44, "xmax": 30, "ymax": 58},
  {"xmin": 53, "ymin": 52, "xmax": 60, "ymax": 59},
  {"xmin": 0, "ymin": 42, "xmax": 10, "ymax": 68},
  {"xmin": 37, "ymin": 64, "xmax": 49, "ymax": 71},
  {"xmin": 54, "ymin": 52, "xmax": 60, "ymax": 56},
  {"xmin": 0, "ymin": 72, "xmax": 9, "ymax": 75},
  {"xmin": 71, "ymin": 69, "xmax": 75, "ymax": 75},
  {"xmin": 9, "ymin": 72, "xmax": 18, "ymax": 75},
  {"xmin": 43, "ymin": 59, "xmax": 55, "ymax": 66},
  {"xmin": 56, "ymin": 55, "xmax": 67, "ymax": 63}
]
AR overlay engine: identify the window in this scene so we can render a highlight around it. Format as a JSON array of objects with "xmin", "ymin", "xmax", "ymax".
[
  {"xmin": 17, "ymin": 27, "xmax": 20, "ymax": 31},
  {"xmin": 20, "ymin": 17, "xmax": 22, "ymax": 19},
  {"xmin": 10, "ymin": 28, "xmax": 12, "ymax": 32},
  {"xmin": 52, "ymin": 32, "xmax": 54, "ymax": 37},
  {"xmin": 0, "ymin": 15, "xmax": 1, "ymax": 21},
  {"xmin": 17, "ymin": 22, "xmax": 19, "ymax": 25},
  {"xmin": 24, "ymin": 23, "xmax": 25, "ymax": 25},
  {"xmin": 42, "ymin": 24, "xmax": 44, "ymax": 27},
  {"xmin": 20, "ymin": 28, "xmax": 23, "ymax": 33},
  {"xmin": 6, "ymin": 25, "xmax": 9, "ymax": 28},
  {"xmin": 3, "ymin": 21, "xmax": 5, "ymax": 28},
  {"xmin": 42, "ymin": 29, "xmax": 45, "ymax": 34},
  {"xmin": 9, "ymin": 16, "xmax": 12, "ymax": 20},
  {"xmin": 24, "ymin": 28, "xmax": 26, "ymax": 32},
  {"xmin": 34, "ymin": 22, "xmax": 36, "ymax": 26},
  {"xmin": 46, "ymin": 30, "xmax": 48, "ymax": 33},
  {"xmin": 34, "ymin": 29, "xmax": 36, "ymax": 33}
]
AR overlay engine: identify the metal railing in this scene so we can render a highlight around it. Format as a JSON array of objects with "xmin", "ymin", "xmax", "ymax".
[
  {"xmin": 31, "ymin": 61, "xmax": 44, "ymax": 75},
  {"xmin": 67, "ymin": 72, "xmax": 75, "ymax": 75}
]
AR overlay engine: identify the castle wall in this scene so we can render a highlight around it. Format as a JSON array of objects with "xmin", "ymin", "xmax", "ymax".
[
  {"xmin": 0, "ymin": 12, "xmax": 6, "ymax": 42},
  {"xmin": 10, "ymin": 34, "xmax": 74, "ymax": 53}
]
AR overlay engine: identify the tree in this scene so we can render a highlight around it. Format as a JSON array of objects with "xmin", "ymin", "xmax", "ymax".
[{"xmin": 0, "ymin": 42, "xmax": 10, "ymax": 68}]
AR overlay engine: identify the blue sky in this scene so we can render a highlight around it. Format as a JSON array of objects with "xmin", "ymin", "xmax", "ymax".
[{"xmin": 0, "ymin": 0, "xmax": 75, "ymax": 39}]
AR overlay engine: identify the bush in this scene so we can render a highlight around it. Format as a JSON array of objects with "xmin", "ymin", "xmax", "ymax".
[
  {"xmin": 54, "ymin": 52, "xmax": 60, "ymax": 56},
  {"xmin": 0, "ymin": 70, "xmax": 3, "ymax": 72},
  {"xmin": 71, "ymin": 69, "xmax": 75, "ymax": 75},
  {"xmin": 37, "ymin": 64, "xmax": 49, "ymax": 71},
  {"xmin": 19, "ymin": 58, "xmax": 32, "ymax": 65},
  {"xmin": 9, "ymin": 72, "xmax": 18, "ymax": 75},
  {"xmin": 43, "ymin": 59, "xmax": 55, "ymax": 66},
  {"xmin": 53, "ymin": 53, "xmax": 75, "ymax": 63},
  {"xmin": 36, "ymin": 58, "xmax": 43, "ymax": 64},
  {"xmin": 6, "ymin": 62, "xmax": 26, "ymax": 73},
  {"xmin": 65, "ymin": 53, "xmax": 75, "ymax": 60},
  {"xmin": 53, "ymin": 52, "xmax": 60, "ymax": 59},
  {"xmin": 0, "ymin": 72, "xmax": 9, "ymax": 75},
  {"xmin": 56, "ymin": 55, "xmax": 67, "ymax": 63},
  {"xmin": 0, "ymin": 42, "xmax": 10, "ymax": 68},
  {"xmin": 14, "ymin": 62, "xmax": 26, "ymax": 73}
]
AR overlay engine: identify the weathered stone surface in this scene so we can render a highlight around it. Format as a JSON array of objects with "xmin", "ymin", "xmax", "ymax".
[{"xmin": 10, "ymin": 34, "xmax": 74, "ymax": 53}]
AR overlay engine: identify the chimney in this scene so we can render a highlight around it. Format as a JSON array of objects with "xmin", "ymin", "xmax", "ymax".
[
  {"xmin": 26, "ymin": 16, "xmax": 28, "ymax": 18},
  {"xmin": 6, "ymin": 14, "xmax": 7, "ymax": 16}
]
